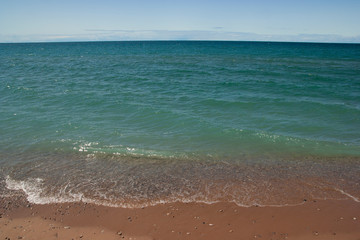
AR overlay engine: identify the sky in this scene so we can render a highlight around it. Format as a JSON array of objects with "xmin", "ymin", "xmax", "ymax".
[{"xmin": 0, "ymin": 0, "xmax": 360, "ymax": 43}]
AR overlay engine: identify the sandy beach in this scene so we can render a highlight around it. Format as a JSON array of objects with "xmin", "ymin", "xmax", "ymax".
[{"xmin": 1, "ymin": 196, "xmax": 359, "ymax": 240}]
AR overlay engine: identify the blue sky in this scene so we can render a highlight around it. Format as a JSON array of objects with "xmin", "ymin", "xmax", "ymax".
[{"xmin": 1, "ymin": 0, "xmax": 359, "ymax": 43}]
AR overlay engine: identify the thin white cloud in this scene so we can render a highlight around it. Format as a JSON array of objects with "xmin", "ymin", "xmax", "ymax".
[{"xmin": 1, "ymin": 30, "xmax": 359, "ymax": 43}]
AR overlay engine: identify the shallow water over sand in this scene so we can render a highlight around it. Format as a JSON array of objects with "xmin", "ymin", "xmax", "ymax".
[{"xmin": 1, "ymin": 151, "xmax": 359, "ymax": 207}]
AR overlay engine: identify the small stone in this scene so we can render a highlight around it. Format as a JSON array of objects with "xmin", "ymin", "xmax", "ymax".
[
  {"xmin": 79, "ymin": 235, "xmax": 83, "ymax": 238},
  {"xmin": 186, "ymin": 232, "xmax": 191, "ymax": 235},
  {"xmin": 229, "ymin": 230, "xmax": 233, "ymax": 233},
  {"xmin": 208, "ymin": 223, "xmax": 214, "ymax": 226},
  {"xmin": 64, "ymin": 226, "xmax": 71, "ymax": 229},
  {"xmin": 18, "ymin": 237, "xmax": 23, "ymax": 239},
  {"xmin": 353, "ymin": 217, "xmax": 357, "ymax": 220},
  {"xmin": 117, "ymin": 231, "xmax": 123, "ymax": 236},
  {"xmin": 219, "ymin": 209, "xmax": 224, "ymax": 212},
  {"xmin": 313, "ymin": 231, "xmax": 319, "ymax": 236}
]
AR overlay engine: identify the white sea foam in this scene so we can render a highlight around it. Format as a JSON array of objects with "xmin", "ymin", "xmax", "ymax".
[
  {"xmin": 5, "ymin": 176, "xmax": 83, "ymax": 205},
  {"xmin": 4, "ymin": 175, "xmax": 359, "ymax": 209},
  {"xmin": 4, "ymin": 175, "xmax": 239, "ymax": 208}
]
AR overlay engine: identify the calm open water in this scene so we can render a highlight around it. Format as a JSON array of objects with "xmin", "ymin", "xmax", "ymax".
[{"xmin": 1, "ymin": 41, "xmax": 359, "ymax": 207}]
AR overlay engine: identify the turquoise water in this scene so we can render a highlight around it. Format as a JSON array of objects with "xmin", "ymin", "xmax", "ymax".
[{"xmin": 1, "ymin": 41, "xmax": 360, "ymax": 207}]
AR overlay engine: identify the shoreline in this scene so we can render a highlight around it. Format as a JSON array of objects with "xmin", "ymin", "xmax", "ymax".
[{"xmin": 1, "ymin": 196, "xmax": 359, "ymax": 240}]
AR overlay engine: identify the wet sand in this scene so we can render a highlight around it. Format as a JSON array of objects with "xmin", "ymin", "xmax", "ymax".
[{"xmin": 1, "ymin": 196, "xmax": 359, "ymax": 240}]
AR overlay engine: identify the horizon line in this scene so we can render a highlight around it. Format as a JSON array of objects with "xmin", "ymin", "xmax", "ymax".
[{"xmin": 1, "ymin": 39, "xmax": 360, "ymax": 45}]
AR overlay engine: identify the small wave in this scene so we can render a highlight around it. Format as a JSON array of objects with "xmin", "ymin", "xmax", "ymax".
[
  {"xmin": 4, "ymin": 175, "xmax": 359, "ymax": 209},
  {"xmin": 5, "ymin": 176, "xmax": 83, "ymax": 204},
  {"xmin": 4, "ymin": 175, "xmax": 222, "ymax": 208},
  {"xmin": 70, "ymin": 141, "xmax": 185, "ymax": 159},
  {"xmin": 4, "ymin": 175, "xmax": 298, "ymax": 208}
]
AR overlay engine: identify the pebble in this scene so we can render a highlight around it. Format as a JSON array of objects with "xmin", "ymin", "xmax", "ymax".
[
  {"xmin": 229, "ymin": 229, "xmax": 233, "ymax": 233},
  {"xmin": 117, "ymin": 231, "xmax": 123, "ymax": 236},
  {"xmin": 64, "ymin": 226, "xmax": 71, "ymax": 229},
  {"xmin": 208, "ymin": 223, "xmax": 214, "ymax": 226},
  {"xmin": 353, "ymin": 217, "xmax": 357, "ymax": 220}
]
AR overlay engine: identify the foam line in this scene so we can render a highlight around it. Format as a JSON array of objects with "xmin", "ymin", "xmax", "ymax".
[{"xmin": 335, "ymin": 188, "xmax": 360, "ymax": 202}]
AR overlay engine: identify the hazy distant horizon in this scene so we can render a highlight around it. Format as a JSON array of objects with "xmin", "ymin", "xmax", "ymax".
[
  {"xmin": 1, "ymin": 31, "xmax": 359, "ymax": 44},
  {"xmin": 1, "ymin": 0, "xmax": 359, "ymax": 44}
]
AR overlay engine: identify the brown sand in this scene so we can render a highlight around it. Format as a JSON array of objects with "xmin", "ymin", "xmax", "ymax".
[{"xmin": 1, "ymin": 198, "xmax": 359, "ymax": 240}]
